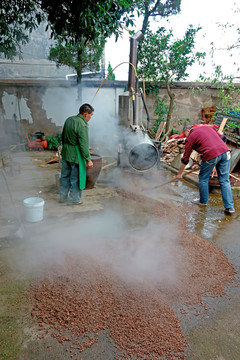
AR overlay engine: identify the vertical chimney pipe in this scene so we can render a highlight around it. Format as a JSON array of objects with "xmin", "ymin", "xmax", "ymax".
[{"xmin": 128, "ymin": 31, "xmax": 144, "ymax": 93}]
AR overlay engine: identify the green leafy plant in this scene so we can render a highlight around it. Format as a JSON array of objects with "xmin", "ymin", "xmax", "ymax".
[
  {"xmin": 49, "ymin": 37, "xmax": 105, "ymax": 83},
  {"xmin": 200, "ymin": 67, "xmax": 240, "ymax": 114},
  {"xmin": 227, "ymin": 121, "xmax": 240, "ymax": 130},
  {"xmin": 225, "ymin": 113, "xmax": 240, "ymax": 133},
  {"xmin": 138, "ymin": 25, "xmax": 205, "ymax": 134},
  {"xmin": 46, "ymin": 132, "xmax": 62, "ymax": 151},
  {"xmin": 149, "ymin": 97, "xmax": 168, "ymax": 138},
  {"xmin": 107, "ymin": 62, "xmax": 116, "ymax": 80},
  {"xmin": 214, "ymin": 105, "xmax": 240, "ymax": 136}
]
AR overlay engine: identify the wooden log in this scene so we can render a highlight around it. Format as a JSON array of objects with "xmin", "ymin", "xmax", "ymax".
[
  {"xmin": 155, "ymin": 121, "xmax": 166, "ymax": 141},
  {"xmin": 218, "ymin": 117, "xmax": 228, "ymax": 135}
]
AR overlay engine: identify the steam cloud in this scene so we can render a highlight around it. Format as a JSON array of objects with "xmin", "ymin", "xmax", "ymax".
[{"xmin": 12, "ymin": 209, "xmax": 180, "ymax": 287}]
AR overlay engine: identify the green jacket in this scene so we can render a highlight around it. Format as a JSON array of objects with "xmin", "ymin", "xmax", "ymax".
[{"xmin": 61, "ymin": 114, "xmax": 91, "ymax": 164}]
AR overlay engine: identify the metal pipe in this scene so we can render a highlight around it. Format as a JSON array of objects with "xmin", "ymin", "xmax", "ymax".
[
  {"xmin": 132, "ymin": 95, "xmax": 136, "ymax": 125},
  {"xmin": 128, "ymin": 32, "xmax": 143, "ymax": 126},
  {"xmin": 140, "ymin": 88, "xmax": 150, "ymax": 130},
  {"xmin": 128, "ymin": 31, "xmax": 144, "ymax": 94}
]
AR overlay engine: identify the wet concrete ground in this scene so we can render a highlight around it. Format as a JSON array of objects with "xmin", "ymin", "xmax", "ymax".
[
  {"xmin": 0, "ymin": 150, "xmax": 240, "ymax": 360},
  {"xmin": 145, "ymin": 168, "xmax": 240, "ymax": 360}
]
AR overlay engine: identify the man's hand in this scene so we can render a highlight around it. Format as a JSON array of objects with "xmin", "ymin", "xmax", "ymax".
[
  {"xmin": 176, "ymin": 161, "xmax": 186, "ymax": 179},
  {"xmin": 87, "ymin": 160, "xmax": 93, "ymax": 168},
  {"xmin": 176, "ymin": 172, "xmax": 183, "ymax": 179},
  {"xmin": 211, "ymin": 167, "xmax": 217, "ymax": 178}
]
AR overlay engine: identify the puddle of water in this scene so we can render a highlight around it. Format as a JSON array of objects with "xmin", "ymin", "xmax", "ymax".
[
  {"xmin": 169, "ymin": 181, "xmax": 240, "ymax": 241},
  {"xmin": 166, "ymin": 179, "xmax": 240, "ymax": 346}
]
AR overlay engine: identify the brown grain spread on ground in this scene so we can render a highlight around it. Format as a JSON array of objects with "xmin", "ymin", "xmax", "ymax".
[{"xmin": 30, "ymin": 191, "xmax": 235, "ymax": 360}]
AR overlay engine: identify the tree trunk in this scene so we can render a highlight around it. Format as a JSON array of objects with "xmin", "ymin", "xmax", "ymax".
[
  {"xmin": 138, "ymin": 4, "xmax": 150, "ymax": 65},
  {"xmin": 77, "ymin": 53, "xmax": 83, "ymax": 106},
  {"xmin": 165, "ymin": 79, "xmax": 175, "ymax": 134},
  {"xmin": 0, "ymin": 90, "xmax": 6, "ymax": 138},
  {"xmin": 141, "ymin": 12, "xmax": 149, "ymax": 36},
  {"xmin": 77, "ymin": 76, "xmax": 82, "ymax": 106}
]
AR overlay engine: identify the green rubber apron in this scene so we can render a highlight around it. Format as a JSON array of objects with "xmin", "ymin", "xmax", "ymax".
[{"xmin": 76, "ymin": 146, "xmax": 86, "ymax": 190}]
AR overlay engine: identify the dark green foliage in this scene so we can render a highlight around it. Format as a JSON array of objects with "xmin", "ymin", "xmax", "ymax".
[
  {"xmin": 46, "ymin": 132, "xmax": 62, "ymax": 151},
  {"xmin": 41, "ymin": 0, "xmax": 134, "ymax": 43},
  {"xmin": 150, "ymin": 97, "xmax": 169, "ymax": 137},
  {"xmin": 138, "ymin": 26, "xmax": 205, "ymax": 82},
  {"xmin": 0, "ymin": 0, "xmax": 183, "ymax": 84},
  {"xmin": 0, "ymin": 0, "xmax": 44, "ymax": 59},
  {"xmin": 135, "ymin": 0, "xmax": 181, "ymax": 35},
  {"xmin": 48, "ymin": 37, "xmax": 105, "ymax": 80},
  {"xmin": 138, "ymin": 26, "xmax": 205, "ymax": 133},
  {"xmin": 44, "ymin": 0, "xmax": 134, "ymax": 82},
  {"xmin": 107, "ymin": 62, "xmax": 116, "ymax": 80},
  {"xmin": 0, "ymin": 0, "xmax": 134, "ymax": 60}
]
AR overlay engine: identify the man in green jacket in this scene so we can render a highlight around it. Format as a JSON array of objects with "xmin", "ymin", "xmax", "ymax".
[{"xmin": 59, "ymin": 103, "xmax": 94, "ymax": 205}]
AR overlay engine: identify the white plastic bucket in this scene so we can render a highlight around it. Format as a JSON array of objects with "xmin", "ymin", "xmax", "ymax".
[{"xmin": 23, "ymin": 197, "xmax": 45, "ymax": 223}]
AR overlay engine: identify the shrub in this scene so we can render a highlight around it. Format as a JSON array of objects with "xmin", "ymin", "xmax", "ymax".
[{"xmin": 47, "ymin": 132, "xmax": 62, "ymax": 150}]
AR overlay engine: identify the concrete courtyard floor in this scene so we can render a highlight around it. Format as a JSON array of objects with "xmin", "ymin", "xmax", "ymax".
[{"xmin": 0, "ymin": 149, "xmax": 240, "ymax": 360}]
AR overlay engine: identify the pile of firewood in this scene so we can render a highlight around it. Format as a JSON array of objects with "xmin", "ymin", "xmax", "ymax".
[
  {"xmin": 161, "ymin": 138, "xmax": 186, "ymax": 166},
  {"xmin": 160, "ymin": 138, "xmax": 200, "ymax": 171}
]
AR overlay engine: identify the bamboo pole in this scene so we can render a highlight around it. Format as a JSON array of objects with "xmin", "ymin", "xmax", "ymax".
[
  {"xmin": 102, "ymin": 161, "xmax": 117, "ymax": 170},
  {"xmin": 230, "ymin": 173, "xmax": 240, "ymax": 182},
  {"xmin": 151, "ymin": 167, "xmax": 198, "ymax": 189},
  {"xmin": 37, "ymin": 157, "xmax": 59, "ymax": 166}
]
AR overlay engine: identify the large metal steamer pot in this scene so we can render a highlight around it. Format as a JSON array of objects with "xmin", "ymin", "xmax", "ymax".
[
  {"xmin": 85, "ymin": 152, "xmax": 103, "ymax": 189},
  {"xmin": 55, "ymin": 151, "xmax": 102, "ymax": 191},
  {"xmin": 125, "ymin": 130, "xmax": 159, "ymax": 171}
]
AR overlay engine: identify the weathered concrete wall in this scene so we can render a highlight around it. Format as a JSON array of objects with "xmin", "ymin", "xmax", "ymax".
[
  {"xmin": 1, "ymin": 79, "xmax": 240, "ymax": 149},
  {"xmin": 144, "ymin": 82, "xmax": 240, "ymax": 132},
  {"xmin": 0, "ymin": 79, "xmax": 126, "ymax": 148}
]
